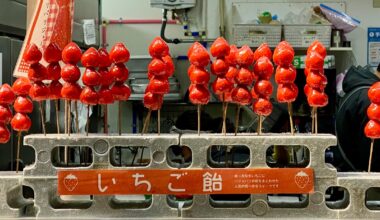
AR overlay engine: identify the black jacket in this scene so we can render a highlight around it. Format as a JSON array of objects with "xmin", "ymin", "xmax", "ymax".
[{"xmin": 335, "ymin": 66, "xmax": 380, "ymax": 171}]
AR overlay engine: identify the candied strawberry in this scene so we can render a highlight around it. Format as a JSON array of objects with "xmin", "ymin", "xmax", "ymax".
[
  {"xmin": 277, "ymin": 83, "xmax": 298, "ymax": 103},
  {"xmin": 98, "ymin": 48, "xmax": 112, "ymax": 67},
  {"xmin": 29, "ymin": 81, "xmax": 50, "ymax": 101},
  {"xmin": 143, "ymin": 92, "xmax": 163, "ymax": 110},
  {"xmin": 98, "ymin": 86, "xmax": 114, "ymax": 104},
  {"xmin": 80, "ymin": 86, "xmax": 98, "ymax": 105},
  {"xmin": 149, "ymin": 37, "xmax": 169, "ymax": 58},
  {"xmin": 304, "ymin": 84, "xmax": 313, "ymax": 97},
  {"xmin": 62, "ymin": 42, "xmax": 82, "ymax": 64},
  {"xmin": 235, "ymin": 45, "xmax": 254, "ymax": 67},
  {"xmin": 162, "ymin": 55, "xmax": 174, "ymax": 77},
  {"xmin": 110, "ymin": 63, "xmax": 129, "ymax": 82},
  {"xmin": 307, "ymin": 40, "xmax": 326, "ymax": 58},
  {"xmin": 12, "ymin": 77, "xmax": 31, "ymax": 96},
  {"xmin": 61, "ymin": 82, "xmax": 82, "ymax": 100},
  {"xmin": 23, "ymin": 44, "xmax": 42, "ymax": 64},
  {"xmin": 225, "ymin": 45, "xmax": 238, "ymax": 66},
  {"xmin": 254, "ymin": 80, "xmax": 273, "ymax": 98},
  {"xmin": 28, "ymin": 63, "xmax": 48, "ymax": 82},
  {"xmin": 253, "ymin": 98, "xmax": 273, "ymax": 116},
  {"xmin": 212, "ymin": 77, "xmax": 234, "ymax": 95},
  {"xmin": 218, "ymin": 91, "xmax": 233, "ymax": 102},
  {"xmin": 81, "ymin": 47, "xmax": 100, "ymax": 67},
  {"xmin": 368, "ymin": 82, "xmax": 380, "ymax": 104},
  {"xmin": 82, "ymin": 67, "xmax": 101, "ymax": 86},
  {"xmin": 306, "ymin": 71, "xmax": 327, "ymax": 89},
  {"xmin": 189, "ymin": 84, "xmax": 210, "ymax": 105},
  {"xmin": 109, "ymin": 42, "xmax": 130, "ymax": 63},
  {"xmin": 189, "ymin": 66, "xmax": 210, "ymax": 84},
  {"xmin": 0, "ymin": 124, "xmax": 10, "ymax": 143},
  {"xmin": 365, "ymin": 119, "xmax": 380, "ymax": 139},
  {"xmin": 307, "ymin": 89, "xmax": 328, "ymax": 107},
  {"xmin": 43, "ymin": 42, "xmax": 61, "ymax": 63},
  {"xmin": 253, "ymin": 56, "xmax": 274, "ymax": 80},
  {"xmin": 11, "ymin": 113, "xmax": 32, "ymax": 131},
  {"xmin": 61, "ymin": 63, "xmax": 81, "ymax": 82},
  {"xmin": 367, "ymin": 103, "xmax": 380, "ymax": 121},
  {"xmin": 231, "ymin": 86, "xmax": 251, "ymax": 105},
  {"xmin": 111, "ymin": 82, "xmax": 131, "ymax": 101},
  {"xmin": 305, "ymin": 52, "xmax": 324, "ymax": 70},
  {"xmin": 188, "ymin": 43, "xmax": 210, "ymax": 67},
  {"xmin": 148, "ymin": 58, "xmax": 167, "ymax": 76},
  {"xmin": 13, "ymin": 96, "xmax": 33, "ymax": 114},
  {"xmin": 273, "ymin": 48, "xmax": 294, "ymax": 66},
  {"xmin": 275, "ymin": 41, "xmax": 294, "ymax": 53},
  {"xmin": 98, "ymin": 67, "xmax": 115, "ymax": 87},
  {"xmin": 275, "ymin": 65, "xmax": 296, "ymax": 84},
  {"xmin": 225, "ymin": 66, "xmax": 238, "ymax": 83},
  {"xmin": 254, "ymin": 43, "xmax": 272, "ymax": 61},
  {"xmin": 146, "ymin": 78, "xmax": 170, "ymax": 94},
  {"xmin": 250, "ymin": 87, "xmax": 259, "ymax": 100},
  {"xmin": 49, "ymin": 80, "xmax": 63, "ymax": 100},
  {"xmin": 211, "ymin": 59, "xmax": 229, "ymax": 76},
  {"xmin": 0, "ymin": 104, "xmax": 12, "ymax": 123},
  {"xmin": 210, "ymin": 37, "xmax": 230, "ymax": 58},
  {"xmin": 46, "ymin": 62, "xmax": 61, "ymax": 81},
  {"xmin": 235, "ymin": 67, "xmax": 255, "ymax": 86},
  {"xmin": 0, "ymin": 84, "xmax": 15, "ymax": 105}
]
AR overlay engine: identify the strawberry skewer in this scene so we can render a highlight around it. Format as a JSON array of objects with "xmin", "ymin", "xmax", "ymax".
[
  {"xmin": 11, "ymin": 78, "xmax": 31, "ymax": 172},
  {"xmin": 188, "ymin": 42, "xmax": 211, "ymax": 135}
]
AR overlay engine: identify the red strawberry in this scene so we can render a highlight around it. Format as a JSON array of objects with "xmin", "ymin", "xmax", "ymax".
[
  {"xmin": 146, "ymin": 78, "xmax": 170, "ymax": 94},
  {"xmin": 0, "ymin": 124, "xmax": 10, "ymax": 143},
  {"xmin": 98, "ymin": 48, "xmax": 112, "ymax": 68},
  {"xmin": 365, "ymin": 119, "xmax": 380, "ymax": 139},
  {"xmin": 111, "ymin": 82, "xmax": 131, "ymax": 101},
  {"xmin": 0, "ymin": 84, "xmax": 15, "ymax": 105},
  {"xmin": 307, "ymin": 40, "xmax": 326, "ymax": 58},
  {"xmin": 143, "ymin": 92, "xmax": 163, "ymax": 110},
  {"xmin": 225, "ymin": 45, "xmax": 238, "ymax": 66},
  {"xmin": 149, "ymin": 37, "xmax": 169, "ymax": 58},
  {"xmin": 254, "ymin": 80, "xmax": 273, "ymax": 98},
  {"xmin": 61, "ymin": 82, "xmax": 82, "ymax": 100},
  {"xmin": 14, "ymin": 96, "xmax": 33, "ymax": 114},
  {"xmin": 0, "ymin": 104, "xmax": 12, "ymax": 123},
  {"xmin": 273, "ymin": 48, "xmax": 294, "ymax": 66},
  {"xmin": 189, "ymin": 84, "xmax": 210, "ymax": 105},
  {"xmin": 110, "ymin": 63, "xmax": 129, "ymax": 82},
  {"xmin": 188, "ymin": 42, "xmax": 210, "ymax": 67},
  {"xmin": 12, "ymin": 77, "xmax": 31, "ymax": 96},
  {"xmin": 81, "ymin": 47, "xmax": 100, "ymax": 67},
  {"xmin": 253, "ymin": 56, "xmax": 274, "ymax": 80},
  {"xmin": 212, "ymin": 77, "xmax": 234, "ymax": 95},
  {"xmin": 61, "ymin": 63, "xmax": 81, "ymax": 82},
  {"xmin": 98, "ymin": 67, "xmax": 115, "ymax": 87},
  {"xmin": 80, "ymin": 86, "xmax": 98, "ymax": 105},
  {"xmin": 225, "ymin": 66, "xmax": 238, "ymax": 83},
  {"xmin": 162, "ymin": 55, "xmax": 174, "ymax": 77},
  {"xmin": 82, "ymin": 67, "xmax": 101, "ymax": 86},
  {"xmin": 211, "ymin": 59, "xmax": 229, "ymax": 76},
  {"xmin": 368, "ymin": 82, "xmax": 380, "ymax": 104},
  {"xmin": 236, "ymin": 67, "xmax": 255, "ymax": 86},
  {"xmin": 210, "ymin": 37, "xmax": 230, "ymax": 58},
  {"xmin": 148, "ymin": 58, "xmax": 167, "ymax": 76},
  {"xmin": 367, "ymin": 103, "xmax": 380, "ymax": 121},
  {"xmin": 306, "ymin": 71, "xmax": 327, "ymax": 89},
  {"xmin": 49, "ymin": 80, "xmax": 63, "ymax": 100},
  {"xmin": 275, "ymin": 41, "xmax": 294, "ymax": 53},
  {"xmin": 109, "ymin": 42, "xmax": 130, "ymax": 63},
  {"xmin": 189, "ymin": 66, "xmax": 210, "ymax": 84},
  {"xmin": 62, "ymin": 42, "xmax": 82, "ymax": 64},
  {"xmin": 43, "ymin": 42, "xmax": 61, "ymax": 63},
  {"xmin": 253, "ymin": 98, "xmax": 273, "ymax": 116},
  {"xmin": 23, "ymin": 44, "xmax": 42, "ymax": 64},
  {"xmin": 98, "ymin": 86, "xmax": 114, "ymax": 104},
  {"xmin": 29, "ymin": 81, "xmax": 50, "ymax": 101},
  {"xmin": 47, "ymin": 62, "xmax": 61, "ymax": 81},
  {"xmin": 28, "ymin": 63, "xmax": 48, "ymax": 82},
  {"xmin": 277, "ymin": 83, "xmax": 298, "ymax": 103},
  {"xmin": 275, "ymin": 65, "xmax": 297, "ymax": 84},
  {"xmin": 235, "ymin": 45, "xmax": 254, "ymax": 67},
  {"xmin": 250, "ymin": 87, "xmax": 259, "ymax": 100},
  {"xmin": 304, "ymin": 84, "xmax": 313, "ymax": 97},
  {"xmin": 231, "ymin": 86, "xmax": 251, "ymax": 105},
  {"xmin": 305, "ymin": 52, "xmax": 324, "ymax": 70},
  {"xmin": 11, "ymin": 113, "xmax": 31, "ymax": 131},
  {"xmin": 307, "ymin": 89, "xmax": 328, "ymax": 107},
  {"xmin": 254, "ymin": 43, "xmax": 272, "ymax": 61}
]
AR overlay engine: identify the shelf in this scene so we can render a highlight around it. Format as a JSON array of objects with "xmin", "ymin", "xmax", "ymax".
[{"xmin": 329, "ymin": 47, "xmax": 352, "ymax": 51}]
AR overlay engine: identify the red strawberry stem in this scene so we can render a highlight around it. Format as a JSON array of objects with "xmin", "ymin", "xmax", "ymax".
[
  {"xmin": 86, "ymin": 105, "xmax": 90, "ymax": 136},
  {"xmin": 15, "ymin": 131, "xmax": 22, "ymax": 173},
  {"xmin": 75, "ymin": 101, "xmax": 79, "ymax": 133},
  {"xmin": 288, "ymin": 102, "xmax": 294, "ymax": 135},
  {"xmin": 39, "ymin": 101, "xmax": 46, "ymax": 135},
  {"xmin": 197, "ymin": 104, "xmax": 201, "ymax": 136},
  {"xmin": 368, "ymin": 139, "xmax": 375, "ymax": 172},
  {"xmin": 55, "ymin": 100, "xmax": 60, "ymax": 134},
  {"xmin": 118, "ymin": 101, "xmax": 122, "ymax": 135},
  {"xmin": 141, "ymin": 109, "xmax": 152, "ymax": 135},
  {"xmin": 104, "ymin": 104, "xmax": 108, "ymax": 134},
  {"xmin": 234, "ymin": 104, "xmax": 241, "ymax": 136},
  {"xmin": 158, "ymin": 109, "xmax": 161, "ymax": 135}
]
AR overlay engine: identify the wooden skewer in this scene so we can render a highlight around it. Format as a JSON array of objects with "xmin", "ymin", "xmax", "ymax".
[
  {"xmin": 64, "ymin": 100, "xmax": 68, "ymax": 134},
  {"xmin": 64, "ymin": 99, "xmax": 68, "ymax": 165},
  {"xmin": 197, "ymin": 104, "xmax": 201, "ymax": 136},
  {"xmin": 158, "ymin": 109, "xmax": 161, "ymax": 135},
  {"xmin": 55, "ymin": 100, "xmax": 60, "ymax": 134},
  {"xmin": 223, "ymin": 102, "xmax": 229, "ymax": 136},
  {"xmin": 68, "ymin": 100, "xmax": 71, "ymax": 136},
  {"xmin": 104, "ymin": 104, "xmax": 108, "ymax": 134},
  {"xmin": 234, "ymin": 104, "xmax": 241, "ymax": 136},
  {"xmin": 311, "ymin": 107, "xmax": 315, "ymax": 134},
  {"xmin": 15, "ymin": 131, "xmax": 22, "ymax": 173},
  {"xmin": 222, "ymin": 94, "xmax": 226, "ymax": 135},
  {"xmin": 257, "ymin": 115, "xmax": 262, "ymax": 135},
  {"xmin": 288, "ymin": 102, "xmax": 294, "ymax": 135},
  {"xmin": 86, "ymin": 105, "xmax": 90, "ymax": 136},
  {"xmin": 39, "ymin": 101, "xmax": 46, "ymax": 135},
  {"xmin": 141, "ymin": 110, "xmax": 152, "ymax": 135},
  {"xmin": 368, "ymin": 139, "xmax": 375, "ymax": 172},
  {"xmin": 314, "ymin": 107, "xmax": 318, "ymax": 134},
  {"xmin": 74, "ymin": 101, "xmax": 79, "ymax": 133},
  {"xmin": 118, "ymin": 101, "xmax": 122, "ymax": 135}
]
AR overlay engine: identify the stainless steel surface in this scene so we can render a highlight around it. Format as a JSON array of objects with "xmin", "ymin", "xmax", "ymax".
[{"xmin": 0, "ymin": 133, "xmax": 380, "ymax": 219}]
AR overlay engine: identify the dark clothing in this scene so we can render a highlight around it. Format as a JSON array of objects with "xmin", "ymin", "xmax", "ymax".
[{"xmin": 335, "ymin": 65, "xmax": 380, "ymax": 171}]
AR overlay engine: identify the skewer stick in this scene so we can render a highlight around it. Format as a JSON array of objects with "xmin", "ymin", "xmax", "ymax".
[
  {"xmin": 64, "ymin": 100, "xmax": 68, "ymax": 164},
  {"xmin": 64, "ymin": 100, "xmax": 68, "ymax": 134},
  {"xmin": 55, "ymin": 100, "xmax": 60, "ymax": 134},
  {"xmin": 311, "ymin": 107, "xmax": 315, "ymax": 134},
  {"xmin": 197, "ymin": 104, "xmax": 201, "ymax": 136},
  {"xmin": 314, "ymin": 107, "xmax": 318, "ymax": 134},
  {"xmin": 86, "ymin": 105, "xmax": 90, "ymax": 136},
  {"xmin": 104, "ymin": 104, "xmax": 108, "ymax": 134},
  {"xmin": 74, "ymin": 101, "xmax": 79, "ymax": 133},
  {"xmin": 68, "ymin": 100, "xmax": 71, "ymax": 136},
  {"xmin": 158, "ymin": 109, "xmax": 161, "ymax": 135},
  {"xmin": 234, "ymin": 104, "xmax": 241, "ymax": 136},
  {"xmin": 223, "ymin": 102, "xmax": 229, "ymax": 136},
  {"xmin": 118, "ymin": 101, "xmax": 122, "ymax": 135},
  {"xmin": 288, "ymin": 102, "xmax": 294, "ymax": 135},
  {"xmin": 368, "ymin": 139, "xmax": 375, "ymax": 172},
  {"xmin": 15, "ymin": 131, "xmax": 22, "ymax": 173},
  {"xmin": 257, "ymin": 115, "xmax": 262, "ymax": 135},
  {"xmin": 222, "ymin": 94, "xmax": 226, "ymax": 134},
  {"xmin": 141, "ymin": 109, "xmax": 152, "ymax": 135},
  {"xmin": 39, "ymin": 101, "xmax": 46, "ymax": 135}
]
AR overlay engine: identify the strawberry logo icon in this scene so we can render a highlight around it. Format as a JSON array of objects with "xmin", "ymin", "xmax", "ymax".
[
  {"xmin": 64, "ymin": 174, "xmax": 78, "ymax": 192},
  {"xmin": 294, "ymin": 171, "xmax": 309, "ymax": 188}
]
